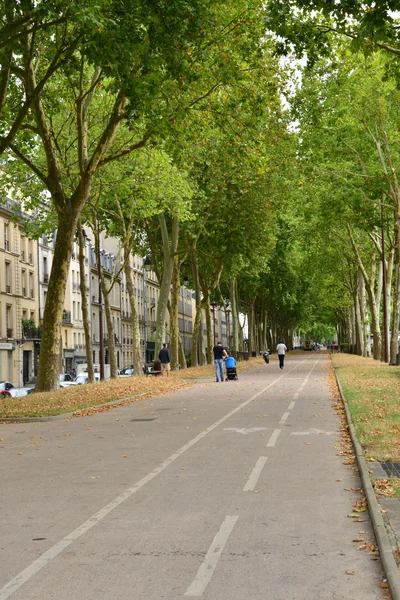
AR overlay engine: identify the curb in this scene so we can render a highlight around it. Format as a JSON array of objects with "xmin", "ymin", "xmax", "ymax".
[
  {"xmin": 335, "ymin": 372, "xmax": 400, "ymax": 599},
  {"xmin": 0, "ymin": 382, "xmax": 191, "ymax": 424}
]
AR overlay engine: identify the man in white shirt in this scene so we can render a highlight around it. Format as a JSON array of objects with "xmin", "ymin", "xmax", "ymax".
[{"xmin": 276, "ymin": 341, "xmax": 287, "ymax": 369}]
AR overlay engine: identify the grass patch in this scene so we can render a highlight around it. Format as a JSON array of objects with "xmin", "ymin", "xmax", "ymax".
[
  {"xmin": 332, "ymin": 353, "xmax": 400, "ymax": 462},
  {"xmin": 0, "ymin": 356, "xmax": 267, "ymax": 419}
]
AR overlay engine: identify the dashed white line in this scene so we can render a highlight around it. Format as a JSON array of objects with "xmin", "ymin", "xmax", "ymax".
[
  {"xmin": 279, "ymin": 412, "xmax": 290, "ymax": 424},
  {"xmin": 288, "ymin": 401, "xmax": 296, "ymax": 410},
  {"xmin": 184, "ymin": 516, "xmax": 239, "ymax": 596},
  {"xmin": 243, "ymin": 456, "xmax": 268, "ymax": 491},
  {"xmin": 293, "ymin": 392, "xmax": 299, "ymax": 400},
  {"xmin": 267, "ymin": 429, "xmax": 281, "ymax": 447},
  {"xmin": 0, "ymin": 362, "xmax": 307, "ymax": 600}
]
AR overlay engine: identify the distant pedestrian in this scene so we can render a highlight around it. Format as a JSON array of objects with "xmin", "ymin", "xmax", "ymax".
[
  {"xmin": 276, "ymin": 341, "xmax": 287, "ymax": 369},
  {"xmin": 213, "ymin": 342, "xmax": 228, "ymax": 382},
  {"xmin": 158, "ymin": 343, "xmax": 171, "ymax": 377}
]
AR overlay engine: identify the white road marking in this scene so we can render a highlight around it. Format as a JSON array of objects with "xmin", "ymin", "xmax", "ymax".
[
  {"xmin": 279, "ymin": 412, "xmax": 290, "ymax": 424},
  {"xmin": 291, "ymin": 428, "xmax": 335, "ymax": 436},
  {"xmin": 266, "ymin": 429, "xmax": 281, "ymax": 447},
  {"xmin": 293, "ymin": 392, "xmax": 299, "ymax": 400},
  {"xmin": 0, "ymin": 362, "xmax": 306, "ymax": 600},
  {"xmin": 184, "ymin": 516, "xmax": 239, "ymax": 596},
  {"xmin": 288, "ymin": 401, "xmax": 296, "ymax": 410},
  {"xmin": 243, "ymin": 456, "xmax": 268, "ymax": 491},
  {"xmin": 223, "ymin": 427, "xmax": 268, "ymax": 435}
]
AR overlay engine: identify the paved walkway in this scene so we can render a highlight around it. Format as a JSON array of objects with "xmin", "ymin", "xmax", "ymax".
[{"xmin": 0, "ymin": 354, "xmax": 385, "ymax": 599}]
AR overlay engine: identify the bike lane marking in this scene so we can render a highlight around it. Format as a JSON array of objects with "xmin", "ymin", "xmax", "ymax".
[
  {"xmin": 184, "ymin": 516, "xmax": 239, "ymax": 597},
  {"xmin": 0, "ymin": 360, "xmax": 308, "ymax": 600},
  {"xmin": 243, "ymin": 456, "xmax": 269, "ymax": 492}
]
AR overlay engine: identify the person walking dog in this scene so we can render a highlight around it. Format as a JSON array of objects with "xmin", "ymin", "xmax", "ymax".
[
  {"xmin": 276, "ymin": 341, "xmax": 287, "ymax": 369},
  {"xmin": 213, "ymin": 341, "xmax": 228, "ymax": 382}
]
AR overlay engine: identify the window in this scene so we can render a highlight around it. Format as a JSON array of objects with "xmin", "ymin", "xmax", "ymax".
[
  {"xmin": 29, "ymin": 272, "xmax": 34, "ymax": 298},
  {"xmin": 28, "ymin": 239, "xmax": 33, "ymax": 263},
  {"xmin": 5, "ymin": 262, "xmax": 11, "ymax": 293},
  {"xmin": 73, "ymin": 301, "xmax": 76, "ymax": 320},
  {"xmin": 30, "ymin": 311, "xmax": 35, "ymax": 323},
  {"xmin": 6, "ymin": 305, "xmax": 12, "ymax": 338},
  {"xmin": 4, "ymin": 224, "xmax": 9, "ymax": 251},
  {"xmin": 43, "ymin": 256, "xmax": 49, "ymax": 283},
  {"xmin": 21, "ymin": 269, "xmax": 26, "ymax": 296}
]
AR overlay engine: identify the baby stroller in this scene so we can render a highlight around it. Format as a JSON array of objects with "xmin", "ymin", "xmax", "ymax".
[{"xmin": 225, "ymin": 356, "xmax": 238, "ymax": 381}]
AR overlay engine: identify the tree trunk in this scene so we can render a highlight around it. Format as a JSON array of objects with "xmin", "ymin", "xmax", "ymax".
[
  {"xmin": 205, "ymin": 296, "xmax": 213, "ymax": 364},
  {"xmin": 190, "ymin": 250, "xmax": 201, "ymax": 367},
  {"xmin": 390, "ymin": 214, "xmax": 400, "ymax": 364},
  {"xmin": 154, "ymin": 215, "xmax": 179, "ymax": 357},
  {"xmin": 170, "ymin": 255, "xmax": 180, "ymax": 369},
  {"xmin": 77, "ymin": 220, "xmax": 94, "ymax": 382},
  {"xmin": 178, "ymin": 334, "xmax": 187, "ymax": 369},
  {"xmin": 230, "ymin": 279, "xmax": 239, "ymax": 351},
  {"xmin": 36, "ymin": 209, "xmax": 78, "ymax": 391},
  {"xmin": 101, "ymin": 276, "xmax": 118, "ymax": 378},
  {"xmin": 124, "ymin": 248, "xmax": 143, "ymax": 377}
]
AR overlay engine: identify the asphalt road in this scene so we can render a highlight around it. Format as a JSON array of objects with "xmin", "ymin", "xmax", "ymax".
[{"xmin": 0, "ymin": 354, "xmax": 385, "ymax": 600}]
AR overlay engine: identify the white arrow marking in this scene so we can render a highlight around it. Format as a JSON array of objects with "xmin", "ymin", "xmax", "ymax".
[
  {"xmin": 291, "ymin": 428, "xmax": 335, "ymax": 436},
  {"xmin": 223, "ymin": 427, "xmax": 268, "ymax": 435}
]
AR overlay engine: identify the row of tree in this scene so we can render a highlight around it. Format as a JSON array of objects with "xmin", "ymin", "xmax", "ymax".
[{"xmin": 2, "ymin": 1, "xmax": 400, "ymax": 392}]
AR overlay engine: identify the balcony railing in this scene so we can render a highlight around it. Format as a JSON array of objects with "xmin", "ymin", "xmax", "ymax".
[
  {"xmin": 30, "ymin": 289, "xmax": 34, "ymax": 298},
  {"xmin": 4, "ymin": 240, "xmax": 9, "ymax": 251},
  {"xmin": 43, "ymin": 273, "xmax": 49, "ymax": 284},
  {"xmin": 21, "ymin": 250, "xmax": 25, "ymax": 260},
  {"xmin": 22, "ymin": 287, "xmax": 26, "ymax": 296},
  {"xmin": 6, "ymin": 284, "xmax": 11, "ymax": 293},
  {"xmin": 7, "ymin": 328, "xmax": 12, "ymax": 338},
  {"xmin": 72, "ymin": 282, "xmax": 78, "ymax": 291},
  {"xmin": 28, "ymin": 253, "xmax": 33, "ymax": 263},
  {"xmin": 22, "ymin": 326, "xmax": 42, "ymax": 340}
]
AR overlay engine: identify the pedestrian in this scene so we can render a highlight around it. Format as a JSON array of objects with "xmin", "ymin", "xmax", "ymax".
[
  {"xmin": 158, "ymin": 343, "xmax": 171, "ymax": 377},
  {"xmin": 213, "ymin": 341, "xmax": 228, "ymax": 382},
  {"xmin": 276, "ymin": 341, "xmax": 287, "ymax": 369}
]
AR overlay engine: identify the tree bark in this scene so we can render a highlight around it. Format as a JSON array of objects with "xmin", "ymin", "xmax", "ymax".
[
  {"xmin": 77, "ymin": 220, "xmax": 94, "ymax": 382},
  {"xmin": 170, "ymin": 255, "xmax": 180, "ymax": 369},
  {"xmin": 154, "ymin": 215, "xmax": 179, "ymax": 357},
  {"xmin": 124, "ymin": 248, "xmax": 143, "ymax": 377}
]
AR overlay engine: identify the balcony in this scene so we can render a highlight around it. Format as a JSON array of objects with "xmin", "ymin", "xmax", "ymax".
[
  {"xmin": 62, "ymin": 310, "xmax": 72, "ymax": 324},
  {"xmin": 22, "ymin": 287, "xmax": 26, "ymax": 296},
  {"xmin": 22, "ymin": 326, "xmax": 42, "ymax": 340},
  {"xmin": 7, "ymin": 328, "xmax": 13, "ymax": 338},
  {"xmin": 43, "ymin": 273, "xmax": 49, "ymax": 284},
  {"xmin": 28, "ymin": 253, "xmax": 33, "ymax": 263},
  {"xmin": 21, "ymin": 250, "xmax": 25, "ymax": 260},
  {"xmin": 30, "ymin": 289, "xmax": 34, "ymax": 298},
  {"xmin": 4, "ymin": 240, "xmax": 9, "ymax": 251},
  {"xmin": 6, "ymin": 284, "xmax": 11, "ymax": 294}
]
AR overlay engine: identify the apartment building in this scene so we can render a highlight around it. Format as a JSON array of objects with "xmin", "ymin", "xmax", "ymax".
[
  {"xmin": 0, "ymin": 199, "xmax": 39, "ymax": 385},
  {"xmin": 0, "ymin": 197, "xmax": 230, "ymax": 382}
]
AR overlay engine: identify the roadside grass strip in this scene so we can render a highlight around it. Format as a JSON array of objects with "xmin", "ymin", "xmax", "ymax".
[{"xmin": 332, "ymin": 353, "xmax": 400, "ymax": 464}]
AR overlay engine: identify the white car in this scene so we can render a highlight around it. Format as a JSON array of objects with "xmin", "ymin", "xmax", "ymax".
[
  {"xmin": 0, "ymin": 381, "xmax": 32, "ymax": 398},
  {"xmin": 60, "ymin": 373, "xmax": 100, "ymax": 387}
]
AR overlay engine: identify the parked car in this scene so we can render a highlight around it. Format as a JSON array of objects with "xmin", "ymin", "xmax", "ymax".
[
  {"xmin": 119, "ymin": 366, "xmax": 134, "ymax": 377},
  {"xmin": 60, "ymin": 373, "xmax": 101, "ymax": 387},
  {"xmin": 0, "ymin": 381, "xmax": 32, "ymax": 398},
  {"xmin": 59, "ymin": 373, "xmax": 74, "ymax": 383}
]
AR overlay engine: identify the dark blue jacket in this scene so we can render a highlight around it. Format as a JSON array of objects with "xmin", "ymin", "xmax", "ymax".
[{"xmin": 159, "ymin": 347, "xmax": 170, "ymax": 363}]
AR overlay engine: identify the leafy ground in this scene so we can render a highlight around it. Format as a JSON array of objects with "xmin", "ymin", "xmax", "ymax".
[
  {"xmin": 0, "ymin": 355, "xmax": 268, "ymax": 420},
  {"xmin": 332, "ymin": 353, "xmax": 400, "ymax": 465}
]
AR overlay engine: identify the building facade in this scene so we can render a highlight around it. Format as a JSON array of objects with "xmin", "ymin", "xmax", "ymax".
[{"xmin": 0, "ymin": 199, "xmax": 231, "ymax": 383}]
